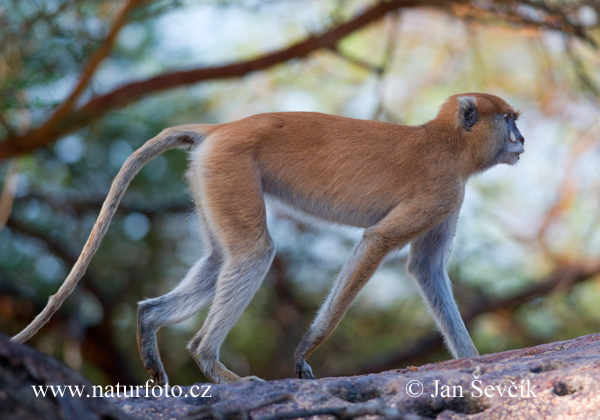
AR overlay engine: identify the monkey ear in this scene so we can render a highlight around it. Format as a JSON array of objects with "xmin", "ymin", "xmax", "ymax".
[{"xmin": 457, "ymin": 96, "xmax": 479, "ymax": 131}]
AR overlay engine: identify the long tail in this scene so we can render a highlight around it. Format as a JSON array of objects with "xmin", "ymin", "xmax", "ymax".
[{"xmin": 12, "ymin": 125, "xmax": 207, "ymax": 344}]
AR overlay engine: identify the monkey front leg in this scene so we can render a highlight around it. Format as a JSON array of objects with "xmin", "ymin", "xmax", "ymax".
[
  {"xmin": 407, "ymin": 209, "xmax": 478, "ymax": 358},
  {"xmin": 294, "ymin": 200, "xmax": 463, "ymax": 379},
  {"xmin": 294, "ymin": 233, "xmax": 389, "ymax": 379}
]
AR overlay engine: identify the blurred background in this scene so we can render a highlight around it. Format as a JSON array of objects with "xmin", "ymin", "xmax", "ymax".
[{"xmin": 1, "ymin": 0, "xmax": 599, "ymax": 386}]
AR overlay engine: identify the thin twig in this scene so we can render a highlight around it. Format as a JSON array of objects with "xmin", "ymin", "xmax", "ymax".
[
  {"xmin": 372, "ymin": 12, "xmax": 401, "ymax": 121},
  {"xmin": 39, "ymin": 0, "xmax": 148, "ymax": 130},
  {"xmin": 564, "ymin": 38, "xmax": 600, "ymax": 97},
  {"xmin": 329, "ymin": 46, "xmax": 381, "ymax": 73}
]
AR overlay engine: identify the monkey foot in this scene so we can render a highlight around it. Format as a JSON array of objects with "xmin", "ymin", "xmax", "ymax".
[
  {"xmin": 295, "ymin": 360, "xmax": 315, "ymax": 379},
  {"xmin": 147, "ymin": 367, "xmax": 169, "ymax": 387}
]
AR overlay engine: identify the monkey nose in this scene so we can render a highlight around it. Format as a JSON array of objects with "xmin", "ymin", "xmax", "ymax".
[{"xmin": 519, "ymin": 135, "xmax": 525, "ymax": 145}]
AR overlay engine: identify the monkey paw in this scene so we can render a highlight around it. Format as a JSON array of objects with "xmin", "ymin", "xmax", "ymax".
[
  {"xmin": 148, "ymin": 367, "xmax": 169, "ymax": 387},
  {"xmin": 295, "ymin": 360, "xmax": 315, "ymax": 379}
]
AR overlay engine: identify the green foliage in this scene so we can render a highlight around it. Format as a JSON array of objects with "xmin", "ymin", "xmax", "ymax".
[{"xmin": 1, "ymin": 0, "xmax": 600, "ymax": 386}]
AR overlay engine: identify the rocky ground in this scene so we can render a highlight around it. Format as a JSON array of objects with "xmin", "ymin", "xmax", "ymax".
[{"xmin": 2, "ymin": 332, "xmax": 600, "ymax": 419}]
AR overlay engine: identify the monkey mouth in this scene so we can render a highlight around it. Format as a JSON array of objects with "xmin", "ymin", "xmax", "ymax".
[{"xmin": 505, "ymin": 153, "xmax": 521, "ymax": 165}]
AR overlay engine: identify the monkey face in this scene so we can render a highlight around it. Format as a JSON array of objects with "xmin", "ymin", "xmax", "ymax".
[
  {"xmin": 501, "ymin": 114, "xmax": 525, "ymax": 164},
  {"xmin": 490, "ymin": 113, "xmax": 525, "ymax": 166}
]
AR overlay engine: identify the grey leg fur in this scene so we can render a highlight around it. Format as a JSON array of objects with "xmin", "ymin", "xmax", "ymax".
[
  {"xmin": 407, "ymin": 210, "xmax": 478, "ymax": 358},
  {"xmin": 137, "ymin": 252, "xmax": 222, "ymax": 386},
  {"xmin": 188, "ymin": 242, "xmax": 275, "ymax": 384},
  {"xmin": 137, "ymin": 205, "xmax": 223, "ymax": 386},
  {"xmin": 294, "ymin": 235, "xmax": 388, "ymax": 379}
]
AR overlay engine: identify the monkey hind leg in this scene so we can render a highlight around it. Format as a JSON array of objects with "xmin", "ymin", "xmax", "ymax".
[
  {"xmin": 137, "ymin": 250, "xmax": 223, "ymax": 386},
  {"xmin": 187, "ymin": 240, "xmax": 275, "ymax": 384},
  {"xmin": 137, "ymin": 183, "xmax": 225, "ymax": 386},
  {"xmin": 184, "ymin": 151, "xmax": 276, "ymax": 383}
]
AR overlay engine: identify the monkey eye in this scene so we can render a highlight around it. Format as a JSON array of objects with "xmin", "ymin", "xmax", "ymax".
[{"xmin": 504, "ymin": 114, "xmax": 512, "ymax": 121}]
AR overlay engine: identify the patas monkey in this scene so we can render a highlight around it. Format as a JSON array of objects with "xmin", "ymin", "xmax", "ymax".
[{"xmin": 13, "ymin": 93, "xmax": 525, "ymax": 385}]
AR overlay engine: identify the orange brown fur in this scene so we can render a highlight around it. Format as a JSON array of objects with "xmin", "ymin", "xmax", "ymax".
[{"xmin": 13, "ymin": 93, "xmax": 525, "ymax": 385}]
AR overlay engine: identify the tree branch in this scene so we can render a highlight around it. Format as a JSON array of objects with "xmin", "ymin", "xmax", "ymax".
[
  {"xmin": 0, "ymin": 0, "xmax": 444, "ymax": 158},
  {"xmin": 40, "ymin": 0, "xmax": 149, "ymax": 130},
  {"xmin": 0, "ymin": 0, "xmax": 595, "ymax": 159}
]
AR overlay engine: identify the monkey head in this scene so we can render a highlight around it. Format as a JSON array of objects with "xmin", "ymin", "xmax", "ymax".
[{"xmin": 450, "ymin": 93, "xmax": 525, "ymax": 172}]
